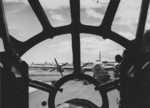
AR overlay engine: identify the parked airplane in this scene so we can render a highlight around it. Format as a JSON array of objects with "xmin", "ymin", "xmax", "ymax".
[
  {"xmin": 29, "ymin": 52, "xmax": 114, "ymax": 73},
  {"xmin": 29, "ymin": 52, "xmax": 114, "ymax": 85}
]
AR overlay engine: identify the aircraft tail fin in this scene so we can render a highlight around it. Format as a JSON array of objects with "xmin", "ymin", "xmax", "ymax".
[{"xmin": 99, "ymin": 51, "xmax": 101, "ymax": 62}]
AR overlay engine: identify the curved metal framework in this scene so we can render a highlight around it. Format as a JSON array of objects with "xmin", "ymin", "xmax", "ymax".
[
  {"xmin": 1, "ymin": 0, "xmax": 150, "ymax": 108},
  {"xmin": 10, "ymin": 0, "xmax": 131, "ymax": 56}
]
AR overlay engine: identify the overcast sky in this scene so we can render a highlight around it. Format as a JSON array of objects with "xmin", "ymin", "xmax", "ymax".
[{"xmin": 3, "ymin": 0, "xmax": 150, "ymax": 64}]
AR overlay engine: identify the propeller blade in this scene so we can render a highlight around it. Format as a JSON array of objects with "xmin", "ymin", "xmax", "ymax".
[
  {"xmin": 61, "ymin": 63, "xmax": 68, "ymax": 67},
  {"xmin": 54, "ymin": 58, "xmax": 59, "ymax": 66},
  {"xmin": 53, "ymin": 58, "xmax": 65, "ymax": 77}
]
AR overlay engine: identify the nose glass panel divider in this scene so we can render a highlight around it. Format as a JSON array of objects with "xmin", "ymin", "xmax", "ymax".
[
  {"xmin": 100, "ymin": 0, "xmax": 120, "ymax": 34},
  {"xmin": 133, "ymin": 0, "xmax": 150, "ymax": 77},
  {"xmin": 8, "ymin": 0, "xmax": 131, "ymax": 58},
  {"xmin": 28, "ymin": 0, "xmax": 54, "ymax": 34},
  {"xmin": 70, "ymin": 0, "xmax": 81, "ymax": 75}
]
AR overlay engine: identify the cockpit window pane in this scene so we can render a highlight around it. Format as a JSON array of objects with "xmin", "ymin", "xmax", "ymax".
[
  {"xmin": 3, "ymin": 1, "xmax": 42, "ymax": 42},
  {"xmin": 80, "ymin": 0, "xmax": 110, "ymax": 26},
  {"xmin": 21, "ymin": 34, "xmax": 73, "ymax": 82},
  {"xmin": 145, "ymin": 7, "xmax": 150, "ymax": 31},
  {"xmin": 39, "ymin": 0, "xmax": 71, "ymax": 27},
  {"xmin": 80, "ymin": 34, "xmax": 124, "ymax": 62},
  {"xmin": 112, "ymin": 0, "xmax": 142, "ymax": 40},
  {"xmin": 80, "ymin": 34, "xmax": 124, "ymax": 82}
]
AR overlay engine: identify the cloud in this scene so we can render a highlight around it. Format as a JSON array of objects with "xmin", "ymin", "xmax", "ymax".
[
  {"xmin": 53, "ymin": 36, "xmax": 124, "ymax": 61},
  {"xmin": 39, "ymin": 0, "xmax": 69, "ymax": 9},
  {"xmin": 114, "ymin": 0, "xmax": 149, "ymax": 29},
  {"xmin": 40, "ymin": 0, "xmax": 108, "ymax": 9},
  {"xmin": 113, "ymin": 1, "xmax": 150, "ymax": 34},
  {"xmin": 3, "ymin": 0, "xmax": 29, "ymax": 5},
  {"xmin": 55, "ymin": 41, "xmax": 71, "ymax": 53},
  {"xmin": 50, "ymin": 14, "xmax": 65, "ymax": 21},
  {"xmin": 80, "ymin": 37, "xmax": 124, "ymax": 61},
  {"xmin": 85, "ymin": 9, "xmax": 103, "ymax": 19},
  {"xmin": 51, "ymin": 14, "xmax": 65, "ymax": 21},
  {"xmin": 4, "ymin": 0, "xmax": 21, "ymax": 2},
  {"xmin": 81, "ymin": 37, "xmax": 98, "ymax": 52},
  {"xmin": 80, "ymin": 0, "xmax": 108, "ymax": 20},
  {"xmin": 80, "ymin": 0, "xmax": 106, "ymax": 9},
  {"xmin": 3, "ymin": 0, "xmax": 108, "ymax": 9},
  {"xmin": 49, "ymin": 44, "xmax": 57, "ymax": 48},
  {"xmin": 3, "ymin": 0, "xmax": 69, "ymax": 9},
  {"xmin": 53, "ymin": 41, "xmax": 72, "ymax": 62},
  {"xmin": 21, "ymin": 35, "xmax": 124, "ymax": 63}
]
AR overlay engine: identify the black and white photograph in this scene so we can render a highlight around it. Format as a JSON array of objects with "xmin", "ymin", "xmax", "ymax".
[{"xmin": 0, "ymin": 0, "xmax": 150, "ymax": 108}]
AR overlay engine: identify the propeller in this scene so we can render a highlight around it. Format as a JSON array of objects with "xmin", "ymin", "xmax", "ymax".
[
  {"xmin": 50, "ymin": 58, "xmax": 68, "ymax": 77},
  {"xmin": 54, "ymin": 58, "xmax": 59, "ymax": 66}
]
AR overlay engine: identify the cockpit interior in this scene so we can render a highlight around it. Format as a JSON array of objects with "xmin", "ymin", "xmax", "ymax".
[{"xmin": 0, "ymin": 0, "xmax": 150, "ymax": 108}]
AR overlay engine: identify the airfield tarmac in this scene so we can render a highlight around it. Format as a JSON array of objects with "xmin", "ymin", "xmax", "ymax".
[{"xmin": 29, "ymin": 71, "xmax": 120, "ymax": 108}]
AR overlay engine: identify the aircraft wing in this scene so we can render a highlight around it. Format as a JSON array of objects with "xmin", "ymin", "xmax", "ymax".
[
  {"xmin": 29, "ymin": 65, "xmax": 55, "ymax": 70},
  {"xmin": 104, "ymin": 66, "xmax": 114, "ymax": 72},
  {"xmin": 83, "ymin": 67, "xmax": 92, "ymax": 72},
  {"xmin": 29, "ymin": 65, "xmax": 114, "ymax": 72},
  {"xmin": 83, "ymin": 66, "xmax": 114, "ymax": 72}
]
